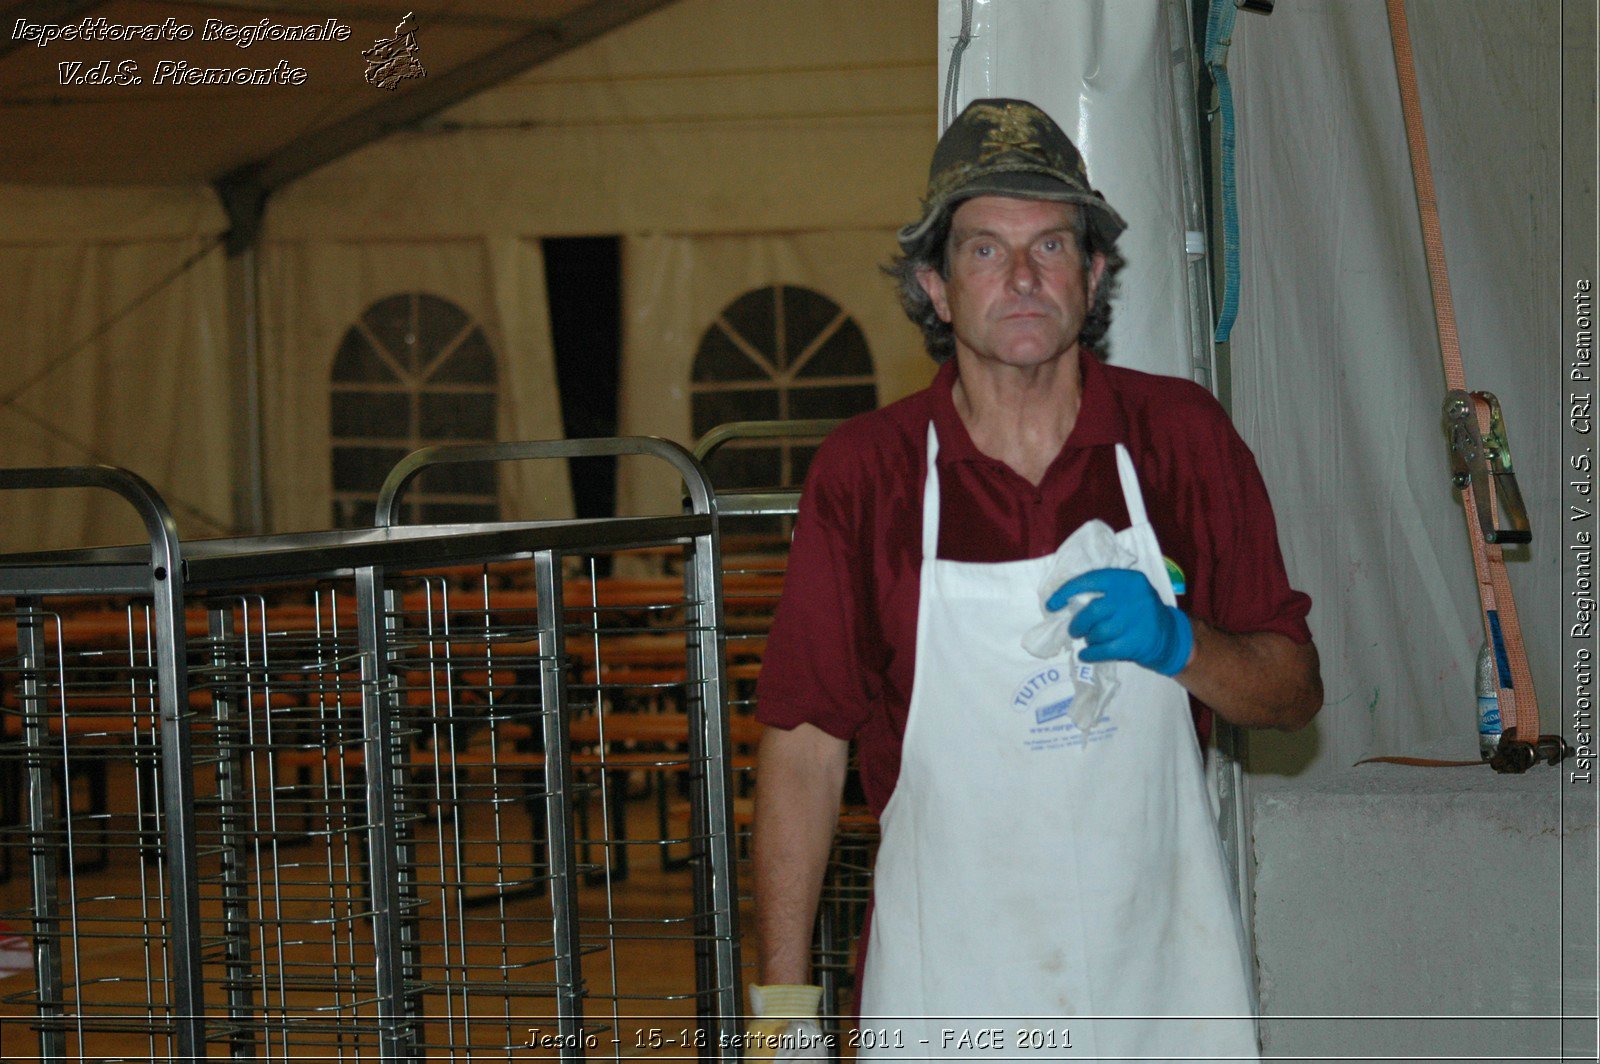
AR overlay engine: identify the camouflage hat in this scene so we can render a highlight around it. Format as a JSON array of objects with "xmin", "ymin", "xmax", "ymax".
[{"xmin": 897, "ymin": 98, "xmax": 1127, "ymax": 251}]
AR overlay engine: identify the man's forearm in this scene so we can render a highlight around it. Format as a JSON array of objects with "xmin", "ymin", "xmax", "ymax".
[
  {"xmin": 1178, "ymin": 621, "xmax": 1323, "ymax": 731},
  {"xmin": 752, "ymin": 723, "xmax": 850, "ymax": 986}
]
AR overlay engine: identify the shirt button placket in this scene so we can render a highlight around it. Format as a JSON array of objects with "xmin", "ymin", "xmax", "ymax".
[{"xmin": 1028, "ymin": 489, "xmax": 1046, "ymax": 555}]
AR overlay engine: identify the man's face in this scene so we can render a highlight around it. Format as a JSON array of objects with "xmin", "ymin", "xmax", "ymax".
[{"xmin": 917, "ymin": 196, "xmax": 1106, "ymax": 370}]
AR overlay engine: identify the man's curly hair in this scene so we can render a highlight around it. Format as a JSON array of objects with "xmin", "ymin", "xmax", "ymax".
[{"xmin": 885, "ymin": 203, "xmax": 1126, "ymax": 363}]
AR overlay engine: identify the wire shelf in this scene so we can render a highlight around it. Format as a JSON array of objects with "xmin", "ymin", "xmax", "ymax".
[{"xmin": 0, "ymin": 440, "xmax": 744, "ymax": 1062}]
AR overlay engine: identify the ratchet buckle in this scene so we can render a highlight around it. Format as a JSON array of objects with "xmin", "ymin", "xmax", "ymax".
[
  {"xmin": 1488, "ymin": 729, "xmax": 1576, "ymax": 774},
  {"xmin": 1444, "ymin": 390, "xmax": 1531, "ymax": 545}
]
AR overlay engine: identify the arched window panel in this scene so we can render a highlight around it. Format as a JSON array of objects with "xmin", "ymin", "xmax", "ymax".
[
  {"xmin": 360, "ymin": 294, "xmax": 424, "ymax": 372},
  {"xmin": 413, "ymin": 463, "xmax": 500, "ymax": 524},
  {"xmin": 419, "ymin": 392, "xmax": 496, "ymax": 440},
  {"xmin": 700, "ymin": 447, "xmax": 783, "ymax": 492},
  {"xmin": 332, "ymin": 330, "xmax": 394, "ymax": 383},
  {"xmin": 786, "ymin": 383, "xmax": 879, "ymax": 421},
  {"xmin": 690, "ymin": 284, "xmax": 877, "ymax": 492},
  {"xmin": 780, "ymin": 286, "xmax": 849, "ymax": 371},
  {"xmin": 410, "ymin": 296, "xmax": 471, "ymax": 371},
  {"xmin": 719, "ymin": 288, "xmax": 782, "ymax": 368},
  {"xmin": 802, "ymin": 318, "xmax": 874, "ymax": 379},
  {"xmin": 690, "ymin": 388, "xmax": 782, "ymax": 439},
  {"xmin": 330, "ymin": 392, "xmax": 409, "ymax": 438},
  {"xmin": 332, "ymin": 446, "xmax": 410, "ymax": 493},
  {"xmin": 433, "ymin": 329, "xmax": 497, "ymax": 384},
  {"xmin": 331, "ymin": 292, "xmax": 500, "ymax": 528},
  {"xmin": 696, "ymin": 325, "xmax": 768, "ymax": 382}
]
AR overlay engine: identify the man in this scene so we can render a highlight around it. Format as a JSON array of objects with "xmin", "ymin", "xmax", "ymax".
[{"xmin": 745, "ymin": 99, "xmax": 1321, "ymax": 1061}]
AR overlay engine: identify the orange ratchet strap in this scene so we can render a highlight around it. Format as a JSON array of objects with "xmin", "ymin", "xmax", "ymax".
[{"xmin": 1375, "ymin": 0, "xmax": 1566, "ymax": 773}]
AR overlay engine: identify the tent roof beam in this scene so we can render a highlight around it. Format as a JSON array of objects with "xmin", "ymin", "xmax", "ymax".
[{"xmin": 213, "ymin": 0, "xmax": 679, "ymax": 252}]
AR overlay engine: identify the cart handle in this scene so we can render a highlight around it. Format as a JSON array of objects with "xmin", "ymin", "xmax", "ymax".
[
  {"xmin": 0, "ymin": 465, "xmax": 183, "ymax": 582},
  {"xmin": 375, "ymin": 436, "xmax": 718, "ymax": 528},
  {"xmin": 691, "ymin": 419, "xmax": 842, "ymax": 463}
]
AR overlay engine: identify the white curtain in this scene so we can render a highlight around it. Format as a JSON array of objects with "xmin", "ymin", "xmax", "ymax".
[
  {"xmin": 936, "ymin": 0, "xmax": 1199, "ymax": 382},
  {"xmin": 3, "ymin": 0, "xmax": 938, "ymax": 551},
  {"xmin": 617, "ymin": 229, "xmax": 928, "ymax": 519},
  {"xmin": 259, "ymin": 236, "xmax": 572, "ymax": 532},
  {"xmin": 936, "ymin": 0, "xmax": 1563, "ymax": 778},
  {"xmin": 1230, "ymin": 0, "xmax": 1562, "ymax": 773},
  {"xmin": 0, "ymin": 235, "xmax": 231, "ymax": 552}
]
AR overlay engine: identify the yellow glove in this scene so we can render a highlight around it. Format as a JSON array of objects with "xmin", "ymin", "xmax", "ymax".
[{"xmin": 745, "ymin": 984, "xmax": 828, "ymax": 1062}]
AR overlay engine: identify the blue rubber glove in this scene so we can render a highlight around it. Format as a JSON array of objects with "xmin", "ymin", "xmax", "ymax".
[{"xmin": 1047, "ymin": 568, "xmax": 1194, "ymax": 677}]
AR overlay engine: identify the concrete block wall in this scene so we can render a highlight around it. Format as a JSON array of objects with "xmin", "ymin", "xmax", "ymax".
[{"xmin": 1252, "ymin": 756, "xmax": 1597, "ymax": 1063}]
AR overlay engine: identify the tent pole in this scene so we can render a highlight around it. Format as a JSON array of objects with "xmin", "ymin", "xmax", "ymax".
[
  {"xmin": 225, "ymin": 246, "xmax": 268, "ymax": 534},
  {"xmin": 217, "ymin": 176, "xmax": 270, "ymax": 535},
  {"xmin": 1167, "ymin": 0, "xmax": 1220, "ymax": 395},
  {"xmin": 1163, "ymin": 0, "xmax": 1261, "ymax": 1015}
]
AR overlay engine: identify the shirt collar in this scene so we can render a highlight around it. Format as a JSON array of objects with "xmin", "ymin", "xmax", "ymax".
[
  {"xmin": 1065, "ymin": 350, "xmax": 1127, "ymax": 447},
  {"xmin": 931, "ymin": 350, "xmax": 1127, "ymax": 464},
  {"xmin": 929, "ymin": 358, "xmax": 984, "ymax": 464}
]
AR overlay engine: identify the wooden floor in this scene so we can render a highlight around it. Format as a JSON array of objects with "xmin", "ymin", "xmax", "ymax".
[{"xmin": 0, "ymin": 759, "xmax": 772, "ymax": 1062}]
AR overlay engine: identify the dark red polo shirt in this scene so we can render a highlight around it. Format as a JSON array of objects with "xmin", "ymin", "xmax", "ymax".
[{"xmin": 755, "ymin": 354, "xmax": 1313, "ymax": 818}]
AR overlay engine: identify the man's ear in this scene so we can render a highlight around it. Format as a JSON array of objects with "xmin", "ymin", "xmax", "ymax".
[
  {"xmin": 917, "ymin": 266, "xmax": 951, "ymax": 323},
  {"xmin": 1086, "ymin": 251, "xmax": 1108, "ymax": 305}
]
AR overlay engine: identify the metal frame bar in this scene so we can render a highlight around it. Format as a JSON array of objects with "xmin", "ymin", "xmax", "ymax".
[
  {"xmin": 207, "ymin": 602, "xmax": 257, "ymax": 1059},
  {"xmin": 692, "ymin": 419, "xmax": 873, "ymax": 1034},
  {"xmin": 1162, "ymin": 0, "xmax": 1262, "ymax": 1013},
  {"xmin": 16, "ymin": 596, "xmax": 66, "ymax": 1060},
  {"xmin": 357, "ymin": 563, "xmax": 411, "ymax": 1058},
  {"xmin": 686, "ymin": 497, "xmax": 741, "ymax": 1042},
  {"xmin": 1, "ymin": 441, "xmax": 747, "ymax": 1059},
  {"xmin": 534, "ymin": 549, "xmax": 586, "ymax": 1051},
  {"xmin": 379, "ymin": 435, "xmax": 743, "ymax": 1057},
  {"xmin": 0, "ymin": 465, "xmax": 206, "ymax": 1058},
  {"xmin": 376, "ymin": 435, "xmax": 721, "ymax": 529}
]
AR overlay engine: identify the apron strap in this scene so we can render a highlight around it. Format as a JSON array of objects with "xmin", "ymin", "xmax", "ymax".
[
  {"xmin": 923, "ymin": 423, "xmax": 941, "ymax": 560},
  {"xmin": 1113, "ymin": 444, "xmax": 1151, "ymax": 528}
]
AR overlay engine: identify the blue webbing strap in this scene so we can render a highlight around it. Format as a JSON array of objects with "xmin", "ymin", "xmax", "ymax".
[{"xmin": 1205, "ymin": 0, "xmax": 1242, "ymax": 344}]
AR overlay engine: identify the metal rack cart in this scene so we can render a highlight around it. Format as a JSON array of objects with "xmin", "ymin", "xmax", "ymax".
[
  {"xmin": 691, "ymin": 421, "xmax": 875, "ymax": 1031},
  {"xmin": 0, "ymin": 467, "xmax": 202, "ymax": 1063},
  {"xmin": 0, "ymin": 438, "xmax": 743, "ymax": 1062}
]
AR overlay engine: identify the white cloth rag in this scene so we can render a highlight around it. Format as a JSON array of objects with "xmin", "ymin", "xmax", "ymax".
[{"xmin": 1021, "ymin": 519, "xmax": 1137, "ymax": 733}]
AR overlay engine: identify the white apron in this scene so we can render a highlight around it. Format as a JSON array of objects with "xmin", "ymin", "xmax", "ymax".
[{"xmin": 857, "ymin": 425, "xmax": 1259, "ymax": 1063}]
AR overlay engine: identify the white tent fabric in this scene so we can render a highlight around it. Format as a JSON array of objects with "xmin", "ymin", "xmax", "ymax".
[
  {"xmin": 265, "ymin": 0, "xmax": 933, "ymax": 243},
  {"xmin": 945, "ymin": 0, "xmax": 1562, "ymax": 779},
  {"xmin": 0, "ymin": 0, "xmax": 1560, "ymax": 782},
  {"xmin": 0, "ymin": 222, "xmax": 232, "ymax": 554},
  {"xmin": 268, "ymin": 0, "xmax": 937, "ymax": 524},
  {"xmin": 616, "ymin": 229, "xmax": 929, "ymax": 518},
  {"xmin": 936, "ymin": 0, "xmax": 1201, "ymax": 383},
  {"xmin": 260, "ymin": 237, "xmax": 572, "ymax": 530},
  {"xmin": 0, "ymin": 185, "xmax": 226, "ymax": 245},
  {"xmin": 0, "ymin": 0, "xmax": 936, "ymax": 548},
  {"xmin": 1229, "ymin": 0, "xmax": 1560, "ymax": 772}
]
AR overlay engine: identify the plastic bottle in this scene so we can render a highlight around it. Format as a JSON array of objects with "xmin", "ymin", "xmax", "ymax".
[{"xmin": 1477, "ymin": 640, "xmax": 1502, "ymax": 760}]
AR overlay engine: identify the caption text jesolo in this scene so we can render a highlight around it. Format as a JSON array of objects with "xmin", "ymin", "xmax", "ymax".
[{"xmin": 529, "ymin": 1025, "xmax": 1077, "ymax": 1053}]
